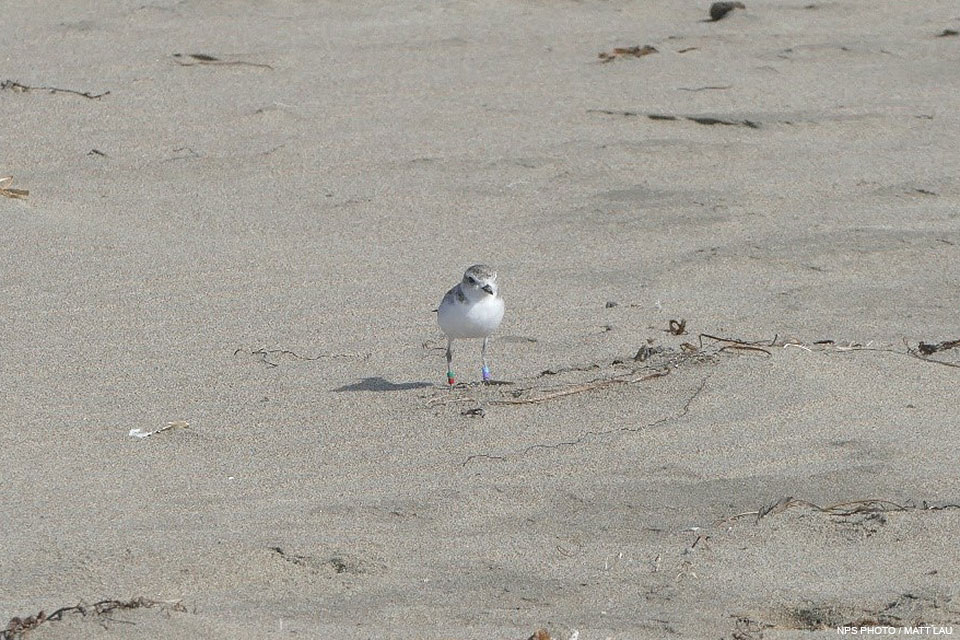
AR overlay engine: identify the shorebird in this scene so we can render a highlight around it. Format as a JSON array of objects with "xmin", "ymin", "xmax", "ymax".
[{"xmin": 436, "ymin": 264, "xmax": 505, "ymax": 385}]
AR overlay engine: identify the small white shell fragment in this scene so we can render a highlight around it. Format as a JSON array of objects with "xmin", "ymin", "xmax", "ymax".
[{"xmin": 128, "ymin": 420, "xmax": 190, "ymax": 439}]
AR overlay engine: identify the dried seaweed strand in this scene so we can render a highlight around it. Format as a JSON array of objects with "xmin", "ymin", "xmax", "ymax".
[
  {"xmin": 716, "ymin": 497, "xmax": 911, "ymax": 526},
  {"xmin": 492, "ymin": 368, "xmax": 670, "ymax": 405},
  {"xmin": 172, "ymin": 53, "xmax": 273, "ymax": 69},
  {"xmin": 1, "ymin": 79, "xmax": 109, "ymax": 99},
  {"xmin": 3, "ymin": 597, "xmax": 185, "ymax": 639}
]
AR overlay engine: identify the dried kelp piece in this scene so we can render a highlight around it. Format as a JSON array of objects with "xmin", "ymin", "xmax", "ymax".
[
  {"xmin": 686, "ymin": 115, "xmax": 760, "ymax": 128},
  {"xmin": 668, "ymin": 319, "xmax": 687, "ymax": 335},
  {"xmin": 2, "ymin": 598, "xmax": 185, "ymax": 640},
  {"xmin": 918, "ymin": 339, "xmax": 960, "ymax": 355},
  {"xmin": 905, "ymin": 338, "xmax": 960, "ymax": 368},
  {"xmin": 598, "ymin": 44, "xmax": 658, "ymax": 62},
  {"xmin": 3, "ymin": 611, "xmax": 47, "ymax": 637},
  {"xmin": 588, "ymin": 109, "xmax": 760, "ymax": 128},
  {"xmin": 172, "ymin": 53, "xmax": 273, "ymax": 69},
  {"xmin": 936, "ymin": 29, "xmax": 958, "ymax": 37},
  {"xmin": 1, "ymin": 79, "xmax": 109, "ymax": 99},
  {"xmin": 587, "ymin": 108, "xmax": 641, "ymax": 117},
  {"xmin": 710, "ymin": 1, "xmax": 745, "ymax": 21},
  {"xmin": 0, "ymin": 176, "xmax": 29, "ymax": 199},
  {"xmin": 614, "ymin": 45, "xmax": 658, "ymax": 57}
]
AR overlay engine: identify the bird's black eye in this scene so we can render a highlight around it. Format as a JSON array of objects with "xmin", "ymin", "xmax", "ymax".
[{"xmin": 467, "ymin": 277, "xmax": 477, "ymax": 285}]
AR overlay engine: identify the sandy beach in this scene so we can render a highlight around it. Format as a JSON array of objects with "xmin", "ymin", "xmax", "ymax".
[{"xmin": 2, "ymin": 0, "xmax": 959, "ymax": 638}]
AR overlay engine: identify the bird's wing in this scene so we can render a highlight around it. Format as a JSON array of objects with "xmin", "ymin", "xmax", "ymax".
[{"xmin": 440, "ymin": 284, "xmax": 464, "ymax": 308}]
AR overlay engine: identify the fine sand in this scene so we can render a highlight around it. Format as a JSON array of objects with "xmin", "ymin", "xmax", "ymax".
[{"xmin": 2, "ymin": 1, "xmax": 960, "ymax": 638}]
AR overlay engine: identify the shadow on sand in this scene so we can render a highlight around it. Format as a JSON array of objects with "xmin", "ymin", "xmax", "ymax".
[{"xmin": 333, "ymin": 377, "xmax": 432, "ymax": 392}]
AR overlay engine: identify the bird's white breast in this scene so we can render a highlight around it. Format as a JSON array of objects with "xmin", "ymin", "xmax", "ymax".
[{"xmin": 438, "ymin": 294, "xmax": 504, "ymax": 339}]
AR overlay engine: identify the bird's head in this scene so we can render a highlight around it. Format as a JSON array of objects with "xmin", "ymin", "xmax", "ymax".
[{"xmin": 462, "ymin": 264, "xmax": 498, "ymax": 298}]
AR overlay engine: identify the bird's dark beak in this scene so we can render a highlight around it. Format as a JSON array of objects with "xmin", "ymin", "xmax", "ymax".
[{"xmin": 481, "ymin": 284, "xmax": 494, "ymax": 295}]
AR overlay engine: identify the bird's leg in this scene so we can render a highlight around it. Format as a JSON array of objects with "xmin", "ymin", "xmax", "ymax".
[
  {"xmin": 481, "ymin": 336, "xmax": 491, "ymax": 382},
  {"xmin": 446, "ymin": 338, "xmax": 455, "ymax": 386}
]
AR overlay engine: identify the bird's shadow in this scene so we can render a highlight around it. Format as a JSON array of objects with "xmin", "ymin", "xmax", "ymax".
[{"xmin": 332, "ymin": 376, "xmax": 432, "ymax": 392}]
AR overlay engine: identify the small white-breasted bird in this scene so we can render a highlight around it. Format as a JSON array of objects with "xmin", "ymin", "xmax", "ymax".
[{"xmin": 436, "ymin": 264, "xmax": 505, "ymax": 385}]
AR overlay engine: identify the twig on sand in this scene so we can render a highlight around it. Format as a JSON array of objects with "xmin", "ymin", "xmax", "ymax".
[
  {"xmin": 1, "ymin": 79, "xmax": 109, "ymax": 99},
  {"xmin": 716, "ymin": 497, "xmax": 911, "ymax": 526},
  {"xmin": 699, "ymin": 333, "xmax": 772, "ymax": 356},
  {"xmin": 0, "ymin": 176, "xmax": 29, "ymax": 199},
  {"xmin": 492, "ymin": 368, "xmax": 670, "ymax": 405}
]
